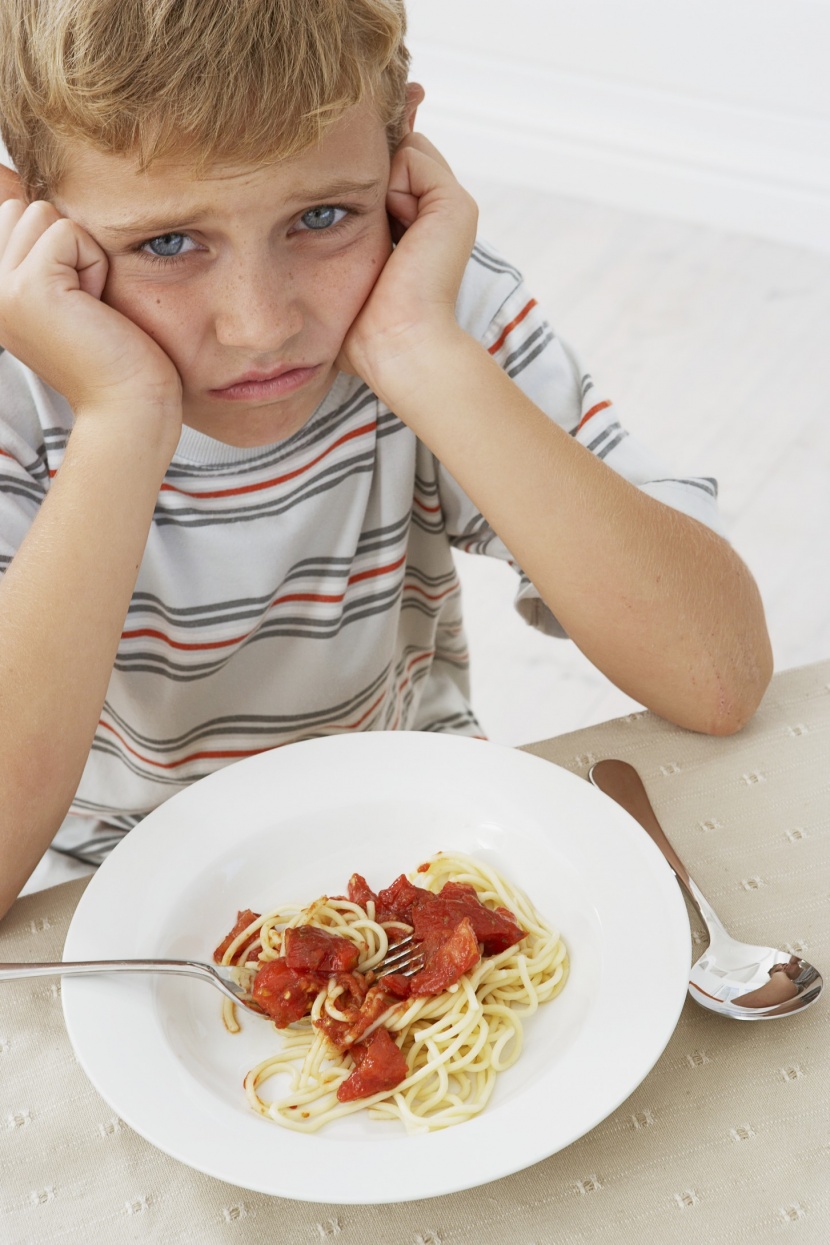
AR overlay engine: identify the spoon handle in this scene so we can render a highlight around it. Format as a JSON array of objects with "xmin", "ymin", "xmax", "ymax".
[{"xmin": 588, "ymin": 759, "xmax": 729, "ymax": 941}]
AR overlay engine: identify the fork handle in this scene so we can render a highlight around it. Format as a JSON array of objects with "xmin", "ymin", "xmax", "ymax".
[{"xmin": 0, "ymin": 959, "xmax": 207, "ymax": 981}]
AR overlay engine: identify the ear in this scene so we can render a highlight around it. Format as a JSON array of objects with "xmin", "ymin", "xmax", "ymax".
[
  {"xmin": 403, "ymin": 82, "xmax": 425, "ymax": 133},
  {"xmin": 0, "ymin": 162, "xmax": 24, "ymax": 205}
]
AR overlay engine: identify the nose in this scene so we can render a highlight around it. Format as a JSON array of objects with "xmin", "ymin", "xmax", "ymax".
[{"xmin": 213, "ymin": 254, "xmax": 303, "ymax": 353}]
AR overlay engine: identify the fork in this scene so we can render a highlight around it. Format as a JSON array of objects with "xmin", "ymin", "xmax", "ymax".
[
  {"xmin": 0, "ymin": 938, "xmax": 426, "ymax": 1010},
  {"xmin": 0, "ymin": 958, "xmax": 267, "ymax": 1016},
  {"xmin": 373, "ymin": 934, "xmax": 424, "ymax": 979}
]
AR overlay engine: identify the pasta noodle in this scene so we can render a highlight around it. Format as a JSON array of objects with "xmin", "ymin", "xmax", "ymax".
[{"xmin": 217, "ymin": 852, "xmax": 568, "ymax": 1133}]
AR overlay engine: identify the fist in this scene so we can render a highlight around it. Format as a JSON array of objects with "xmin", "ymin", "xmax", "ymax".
[
  {"xmin": 338, "ymin": 133, "xmax": 478, "ymax": 393},
  {"xmin": 0, "ymin": 199, "xmax": 182, "ymax": 421}
]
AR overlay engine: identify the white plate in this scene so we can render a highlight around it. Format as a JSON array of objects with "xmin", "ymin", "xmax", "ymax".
[{"xmin": 63, "ymin": 733, "xmax": 689, "ymax": 1204}]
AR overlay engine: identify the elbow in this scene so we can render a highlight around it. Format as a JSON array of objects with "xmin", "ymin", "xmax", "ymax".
[{"xmin": 699, "ymin": 641, "xmax": 774, "ymax": 738}]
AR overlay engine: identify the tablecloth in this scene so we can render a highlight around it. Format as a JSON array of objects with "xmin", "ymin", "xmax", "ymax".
[{"xmin": 2, "ymin": 661, "xmax": 828, "ymax": 1244}]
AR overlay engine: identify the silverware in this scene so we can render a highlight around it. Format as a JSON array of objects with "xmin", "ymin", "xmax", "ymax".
[
  {"xmin": 588, "ymin": 759, "xmax": 823, "ymax": 1020},
  {"xmin": 0, "ymin": 932, "xmax": 427, "ymax": 1010},
  {"xmin": 373, "ymin": 933, "xmax": 424, "ymax": 979},
  {"xmin": 0, "ymin": 958, "xmax": 267, "ymax": 1016}
]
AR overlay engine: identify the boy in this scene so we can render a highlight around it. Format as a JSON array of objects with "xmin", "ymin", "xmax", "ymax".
[{"xmin": 0, "ymin": 0, "xmax": 772, "ymax": 919}]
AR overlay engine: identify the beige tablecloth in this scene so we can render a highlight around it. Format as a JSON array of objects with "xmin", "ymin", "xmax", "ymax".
[{"xmin": 2, "ymin": 661, "xmax": 828, "ymax": 1244}]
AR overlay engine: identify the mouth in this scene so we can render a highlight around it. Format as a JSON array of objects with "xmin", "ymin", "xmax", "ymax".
[{"xmin": 209, "ymin": 365, "xmax": 321, "ymax": 401}]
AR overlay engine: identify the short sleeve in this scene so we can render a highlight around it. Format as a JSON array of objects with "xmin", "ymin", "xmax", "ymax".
[
  {"xmin": 0, "ymin": 350, "xmax": 57, "ymax": 574},
  {"xmin": 437, "ymin": 241, "xmax": 725, "ymax": 639}
]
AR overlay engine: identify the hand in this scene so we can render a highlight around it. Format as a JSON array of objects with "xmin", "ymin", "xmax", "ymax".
[
  {"xmin": 0, "ymin": 199, "xmax": 182, "ymax": 428},
  {"xmin": 337, "ymin": 134, "xmax": 478, "ymax": 396}
]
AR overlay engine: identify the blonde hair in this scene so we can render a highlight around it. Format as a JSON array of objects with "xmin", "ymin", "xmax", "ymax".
[{"xmin": 0, "ymin": 0, "xmax": 411, "ymax": 200}]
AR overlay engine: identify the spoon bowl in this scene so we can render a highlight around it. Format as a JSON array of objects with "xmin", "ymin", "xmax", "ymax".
[{"xmin": 588, "ymin": 759, "xmax": 823, "ymax": 1020}]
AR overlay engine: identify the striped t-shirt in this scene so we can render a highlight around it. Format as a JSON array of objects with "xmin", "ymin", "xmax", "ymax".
[{"xmin": 0, "ymin": 240, "xmax": 722, "ymax": 864}]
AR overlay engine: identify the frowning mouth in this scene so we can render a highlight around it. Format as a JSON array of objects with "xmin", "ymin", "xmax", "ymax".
[{"xmin": 209, "ymin": 365, "xmax": 320, "ymax": 401}]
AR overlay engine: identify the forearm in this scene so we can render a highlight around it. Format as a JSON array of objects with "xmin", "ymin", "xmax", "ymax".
[
  {"xmin": 373, "ymin": 331, "xmax": 772, "ymax": 734},
  {"xmin": 0, "ymin": 417, "xmax": 173, "ymax": 914}
]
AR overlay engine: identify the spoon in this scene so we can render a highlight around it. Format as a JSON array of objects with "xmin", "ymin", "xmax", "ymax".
[{"xmin": 588, "ymin": 759, "xmax": 823, "ymax": 1020}]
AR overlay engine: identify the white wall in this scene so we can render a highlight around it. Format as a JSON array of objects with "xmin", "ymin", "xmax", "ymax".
[{"xmin": 407, "ymin": 0, "xmax": 830, "ymax": 251}]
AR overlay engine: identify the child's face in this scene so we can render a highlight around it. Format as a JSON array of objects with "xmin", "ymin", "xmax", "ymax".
[{"xmin": 53, "ymin": 103, "xmax": 397, "ymax": 446}]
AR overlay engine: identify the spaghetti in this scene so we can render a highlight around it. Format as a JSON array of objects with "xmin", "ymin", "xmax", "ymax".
[{"xmin": 216, "ymin": 852, "xmax": 568, "ymax": 1133}]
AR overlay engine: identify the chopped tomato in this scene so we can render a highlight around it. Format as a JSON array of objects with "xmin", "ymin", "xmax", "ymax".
[
  {"xmin": 251, "ymin": 959, "xmax": 323, "ymax": 1027},
  {"xmin": 375, "ymin": 874, "xmax": 424, "ymax": 922},
  {"xmin": 408, "ymin": 916, "xmax": 480, "ymax": 996},
  {"xmin": 213, "ymin": 909, "xmax": 261, "ymax": 964},
  {"xmin": 284, "ymin": 925, "xmax": 360, "ymax": 973},
  {"xmin": 378, "ymin": 972, "xmax": 412, "ymax": 999},
  {"xmin": 347, "ymin": 873, "xmax": 378, "ymax": 909},
  {"xmin": 315, "ymin": 983, "xmax": 398, "ymax": 1051},
  {"xmin": 430, "ymin": 882, "xmax": 525, "ymax": 955},
  {"xmin": 336, "ymin": 1027, "xmax": 408, "ymax": 1102}
]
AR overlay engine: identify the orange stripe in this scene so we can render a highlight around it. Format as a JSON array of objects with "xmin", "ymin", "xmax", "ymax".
[
  {"xmin": 388, "ymin": 650, "xmax": 434, "ymax": 730},
  {"xmin": 403, "ymin": 582, "xmax": 457, "ymax": 604},
  {"xmin": 98, "ymin": 682, "xmax": 389, "ymax": 766},
  {"xmin": 159, "ymin": 419, "xmax": 376, "ymax": 501},
  {"xmin": 97, "ymin": 719, "xmax": 267, "ymax": 769},
  {"xmin": 120, "ymin": 555, "xmax": 407, "ymax": 652},
  {"xmin": 412, "ymin": 495, "xmax": 441, "ymax": 514},
  {"xmin": 575, "ymin": 399, "xmax": 612, "ymax": 433},
  {"xmin": 488, "ymin": 299, "xmax": 537, "ymax": 356},
  {"xmin": 326, "ymin": 688, "xmax": 388, "ymax": 734},
  {"xmin": 347, "ymin": 554, "xmax": 406, "ymax": 587}
]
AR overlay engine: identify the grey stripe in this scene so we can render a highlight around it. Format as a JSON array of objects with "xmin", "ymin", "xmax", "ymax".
[
  {"xmin": 160, "ymin": 444, "xmax": 375, "ymax": 512},
  {"xmin": 49, "ymin": 840, "xmax": 124, "ymax": 867},
  {"xmin": 165, "ymin": 388, "xmax": 380, "ymax": 480},
  {"xmin": 68, "ymin": 801, "xmax": 142, "ymax": 827},
  {"xmin": 152, "ymin": 455, "xmax": 377, "ymax": 527},
  {"xmin": 89, "ymin": 738, "xmax": 213, "ymax": 787},
  {"xmin": 101, "ymin": 666, "xmax": 393, "ymax": 749},
  {"xmin": 507, "ymin": 331, "xmax": 555, "ymax": 380},
  {"xmin": 0, "ymin": 478, "xmax": 46, "ymax": 504},
  {"xmin": 585, "ymin": 419, "xmax": 623, "ymax": 454},
  {"xmin": 502, "ymin": 324, "xmax": 546, "ymax": 371},
  {"xmin": 650, "ymin": 476, "xmax": 718, "ymax": 498},
  {"xmin": 42, "ymin": 427, "xmax": 69, "ymax": 444},
  {"xmin": 0, "ymin": 447, "xmax": 50, "ymax": 480},
  {"xmin": 114, "ymin": 591, "xmax": 406, "ymax": 680},
  {"xmin": 127, "ymin": 546, "xmax": 409, "ymax": 630},
  {"xmin": 411, "ymin": 510, "xmax": 446, "ymax": 536},
  {"xmin": 405, "ymin": 565, "xmax": 457, "ymax": 588},
  {"xmin": 471, "ymin": 244, "xmax": 522, "ymax": 282},
  {"xmin": 401, "ymin": 597, "xmax": 458, "ymax": 622},
  {"xmin": 596, "ymin": 431, "xmax": 628, "ymax": 459},
  {"xmin": 421, "ymin": 711, "xmax": 480, "ymax": 734},
  {"xmin": 123, "ymin": 545, "xmax": 409, "ymax": 636}
]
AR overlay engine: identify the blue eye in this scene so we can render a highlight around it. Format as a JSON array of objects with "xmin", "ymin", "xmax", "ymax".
[
  {"xmin": 143, "ymin": 233, "xmax": 188, "ymax": 257},
  {"xmin": 298, "ymin": 206, "xmax": 348, "ymax": 231}
]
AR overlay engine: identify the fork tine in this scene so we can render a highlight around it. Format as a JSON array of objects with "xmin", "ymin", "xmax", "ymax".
[{"xmin": 374, "ymin": 935, "xmax": 425, "ymax": 979}]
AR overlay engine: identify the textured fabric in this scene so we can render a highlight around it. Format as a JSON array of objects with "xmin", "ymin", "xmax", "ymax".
[
  {"xmin": 0, "ymin": 240, "xmax": 722, "ymax": 864},
  {"xmin": 1, "ymin": 660, "xmax": 827, "ymax": 1244}
]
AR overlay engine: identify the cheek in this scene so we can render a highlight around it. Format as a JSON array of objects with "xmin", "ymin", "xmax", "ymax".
[
  {"xmin": 102, "ymin": 270, "xmax": 199, "ymax": 365},
  {"xmin": 312, "ymin": 229, "xmax": 391, "ymax": 327}
]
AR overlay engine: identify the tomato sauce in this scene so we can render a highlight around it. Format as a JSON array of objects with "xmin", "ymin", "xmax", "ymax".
[{"xmin": 217, "ymin": 867, "xmax": 527, "ymax": 1100}]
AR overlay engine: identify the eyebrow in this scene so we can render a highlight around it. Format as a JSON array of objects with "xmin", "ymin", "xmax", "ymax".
[{"xmin": 99, "ymin": 178, "xmax": 384, "ymax": 238}]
